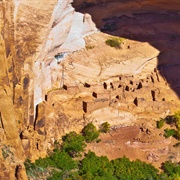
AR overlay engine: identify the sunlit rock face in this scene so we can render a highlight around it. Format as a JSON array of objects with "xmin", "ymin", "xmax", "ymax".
[
  {"xmin": 0, "ymin": 0, "xmax": 97, "ymax": 179},
  {"xmin": 12, "ymin": 0, "xmax": 97, "ymax": 126},
  {"xmin": 0, "ymin": 0, "xmax": 180, "ymax": 179},
  {"xmin": 72, "ymin": 0, "xmax": 180, "ymax": 97},
  {"xmin": 33, "ymin": 0, "xmax": 97, "ymax": 118},
  {"xmin": 31, "ymin": 0, "xmax": 180, "ymax": 163}
]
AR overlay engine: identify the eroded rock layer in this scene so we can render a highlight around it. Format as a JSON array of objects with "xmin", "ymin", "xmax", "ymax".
[
  {"xmin": 0, "ymin": 0, "xmax": 180, "ymax": 179},
  {"xmin": 0, "ymin": 0, "xmax": 96, "ymax": 179}
]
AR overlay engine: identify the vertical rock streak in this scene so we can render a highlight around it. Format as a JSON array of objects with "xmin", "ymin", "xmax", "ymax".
[{"xmin": 0, "ymin": 1, "xmax": 97, "ymax": 177}]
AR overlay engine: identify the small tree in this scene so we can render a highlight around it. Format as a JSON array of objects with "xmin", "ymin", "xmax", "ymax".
[
  {"xmin": 156, "ymin": 118, "xmax": 165, "ymax": 129},
  {"xmin": 161, "ymin": 161, "xmax": 180, "ymax": 177},
  {"xmin": 105, "ymin": 37, "xmax": 121, "ymax": 49},
  {"xmin": 100, "ymin": 122, "xmax": 110, "ymax": 133},
  {"xmin": 164, "ymin": 129, "xmax": 176, "ymax": 138},
  {"xmin": 174, "ymin": 130, "xmax": 180, "ymax": 140},
  {"xmin": 80, "ymin": 151, "xmax": 115, "ymax": 179},
  {"xmin": 82, "ymin": 123, "xmax": 99, "ymax": 143},
  {"xmin": 50, "ymin": 150, "xmax": 78, "ymax": 170},
  {"xmin": 174, "ymin": 111, "xmax": 180, "ymax": 129},
  {"xmin": 62, "ymin": 131, "xmax": 86, "ymax": 157}
]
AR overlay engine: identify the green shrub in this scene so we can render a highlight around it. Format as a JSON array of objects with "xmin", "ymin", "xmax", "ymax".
[
  {"xmin": 82, "ymin": 123, "xmax": 99, "ymax": 143},
  {"xmin": 165, "ymin": 115, "xmax": 176, "ymax": 125},
  {"xmin": 105, "ymin": 37, "xmax": 123, "ymax": 49},
  {"xmin": 24, "ymin": 159, "xmax": 45, "ymax": 178},
  {"xmin": 47, "ymin": 170, "xmax": 62, "ymax": 180},
  {"xmin": 85, "ymin": 45, "xmax": 94, "ymax": 50},
  {"xmin": 25, "ymin": 149, "xmax": 78, "ymax": 179},
  {"xmin": 164, "ymin": 129, "xmax": 176, "ymax": 138},
  {"xmin": 174, "ymin": 130, "xmax": 180, "ymax": 140},
  {"xmin": 35, "ymin": 157, "xmax": 55, "ymax": 168},
  {"xmin": 174, "ymin": 111, "xmax": 180, "ymax": 129},
  {"xmin": 47, "ymin": 170, "xmax": 81, "ymax": 180},
  {"xmin": 80, "ymin": 151, "xmax": 115, "ymax": 180},
  {"xmin": 100, "ymin": 122, "xmax": 110, "ymax": 133},
  {"xmin": 162, "ymin": 161, "xmax": 180, "ymax": 177},
  {"xmin": 112, "ymin": 156, "xmax": 159, "ymax": 180},
  {"xmin": 156, "ymin": 118, "xmax": 165, "ymax": 129},
  {"xmin": 50, "ymin": 150, "xmax": 78, "ymax": 170},
  {"xmin": 62, "ymin": 131, "xmax": 86, "ymax": 157},
  {"xmin": 24, "ymin": 159, "xmax": 37, "ymax": 177},
  {"xmin": 164, "ymin": 111, "xmax": 180, "ymax": 129}
]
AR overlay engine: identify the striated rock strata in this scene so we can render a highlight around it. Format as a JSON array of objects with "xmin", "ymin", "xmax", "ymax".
[
  {"xmin": 0, "ymin": 0, "xmax": 96, "ymax": 179},
  {"xmin": 0, "ymin": 0, "xmax": 180, "ymax": 179}
]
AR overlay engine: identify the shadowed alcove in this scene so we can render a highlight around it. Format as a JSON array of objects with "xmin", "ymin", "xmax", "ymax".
[{"xmin": 73, "ymin": 0, "xmax": 180, "ymax": 98}]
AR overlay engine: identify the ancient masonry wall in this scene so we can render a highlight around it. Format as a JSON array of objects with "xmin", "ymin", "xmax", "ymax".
[{"xmin": 46, "ymin": 68, "xmax": 170, "ymax": 113}]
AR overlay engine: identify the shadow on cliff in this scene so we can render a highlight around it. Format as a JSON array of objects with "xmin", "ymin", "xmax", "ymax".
[{"xmin": 73, "ymin": 1, "xmax": 180, "ymax": 98}]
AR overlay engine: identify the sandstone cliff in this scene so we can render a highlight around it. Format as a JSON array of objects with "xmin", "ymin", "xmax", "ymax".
[
  {"xmin": 0, "ymin": 0, "xmax": 97, "ymax": 179},
  {"xmin": 0, "ymin": 0, "xmax": 180, "ymax": 179}
]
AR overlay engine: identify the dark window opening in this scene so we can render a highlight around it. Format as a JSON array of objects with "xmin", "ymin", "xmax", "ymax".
[
  {"xmin": 84, "ymin": 83, "xmax": 91, "ymax": 88},
  {"xmin": 125, "ymin": 86, "xmax": 129, "ymax": 91}
]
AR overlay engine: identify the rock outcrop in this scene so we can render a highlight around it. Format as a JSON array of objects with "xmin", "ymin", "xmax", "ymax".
[
  {"xmin": 0, "ymin": 0, "xmax": 97, "ymax": 179},
  {"xmin": 0, "ymin": 0, "xmax": 180, "ymax": 179},
  {"xmin": 74, "ymin": 0, "xmax": 180, "ymax": 96},
  {"xmin": 13, "ymin": 0, "xmax": 97, "ymax": 126}
]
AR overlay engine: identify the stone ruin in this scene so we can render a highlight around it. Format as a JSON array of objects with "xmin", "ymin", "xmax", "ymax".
[
  {"xmin": 22, "ymin": 67, "xmax": 179, "ymax": 167},
  {"xmin": 45, "ymin": 68, "xmax": 174, "ymax": 114},
  {"xmin": 80, "ymin": 68, "xmax": 171, "ymax": 113}
]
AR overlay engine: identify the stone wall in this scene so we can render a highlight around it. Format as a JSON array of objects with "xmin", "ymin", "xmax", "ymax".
[
  {"xmin": 83, "ymin": 99, "xmax": 109, "ymax": 113},
  {"xmin": 44, "ymin": 68, "xmax": 176, "ymax": 117},
  {"xmin": 77, "ymin": 69, "xmax": 175, "ymax": 114}
]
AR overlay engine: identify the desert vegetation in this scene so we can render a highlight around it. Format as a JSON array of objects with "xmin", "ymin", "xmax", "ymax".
[
  {"xmin": 156, "ymin": 118, "xmax": 165, "ymax": 129},
  {"xmin": 99, "ymin": 122, "xmax": 110, "ymax": 133},
  {"xmin": 156, "ymin": 111, "xmax": 180, "ymax": 140},
  {"xmin": 85, "ymin": 45, "xmax": 95, "ymax": 50},
  {"xmin": 82, "ymin": 123, "xmax": 100, "ymax": 143},
  {"xmin": 105, "ymin": 37, "xmax": 125, "ymax": 49},
  {"xmin": 61, "ymin": 131, "xmax": 86, "ymax": 157},
  {"xmin": 25, "ymin": 120, "xmax": 180, "ymax": 179}
]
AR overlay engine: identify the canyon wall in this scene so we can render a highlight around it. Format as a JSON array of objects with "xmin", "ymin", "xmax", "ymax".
[
  {"xmin": 0, "ymin": 0, "xmax": 97, "ymax": 179},
  {"xmin": 12, "ymin": 0, "xmax": 97, "ymax": 126},
  {"xmin": 0, "ymin": 0, "xmax": 97, "ymax": 138},
  {"xmin": 0, "ymin": 0, "xmax": 180, "ymax": 179}
]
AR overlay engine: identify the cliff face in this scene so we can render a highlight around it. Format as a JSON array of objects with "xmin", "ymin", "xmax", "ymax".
[
  {"xmin": 73, "ymin": 0, "xmax": 180, "ymax": 100},
  {"xmin": 0, "ymin": 0, "xmax": 96, "ymax": 134},
  {"xmin": 0, "ymin": 0, "xmax": 97, "ymax": 179},
  {"xmin": 13, "ymin": 0, "xmax": 97, "ymax": 126},
  {"xmin": 0, "ymin": 1, "xmax": 28, "ymax": 179},
  {"xmin": 0, "ymin": 0, "xmax": 180, "ymax": 179}
]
